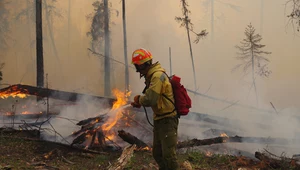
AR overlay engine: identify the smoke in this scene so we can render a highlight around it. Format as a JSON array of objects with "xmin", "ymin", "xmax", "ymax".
[
  {"xmin": 40, "ymin": 96, "xmax": 111, "ymax": 143},
  {"xmin": 0, "ymin": 0, "xmax": 299, "ymax": 158}
]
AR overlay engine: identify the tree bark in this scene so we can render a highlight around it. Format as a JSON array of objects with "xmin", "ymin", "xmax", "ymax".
[
  {"xmin": 122, "ymin": 0, "xmax": 129, "ymax": 92},
  {"xmin": 36, "ymin": 0, "xmax": 44, "ymax": 88},
  {"xmin": 104, "ymin": 0, "xmax": 111, "ymax": 97}
]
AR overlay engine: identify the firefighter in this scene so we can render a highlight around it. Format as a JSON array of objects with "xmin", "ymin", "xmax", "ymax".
[{"xmin": 131, "ymin": 48, "xmax": 179, "ymax": 170}]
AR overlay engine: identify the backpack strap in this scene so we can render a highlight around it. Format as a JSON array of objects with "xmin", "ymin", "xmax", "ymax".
[{"xmin": 143, "ymin": 71, "xmax": 177, "ymax": 117}]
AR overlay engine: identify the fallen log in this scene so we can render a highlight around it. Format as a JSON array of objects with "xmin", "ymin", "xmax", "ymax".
[
  {"xmin": 0, "ymin": 136, "xmax": 108, "ymax": 155},
  {"xmin": 118, "ymin": 130, "xmax": 149, "ymax": 149},
  {"xmin": 107, "ymin": 144, "xmax": 136, "ymax": 170},
  {"xmin": 0, "ymin": 128, "xmax": 40, "ymax": 139},
  {"xmin": 0, "ymin": 84, "xmax": 116, "ymax": 104},
  {"xmin": 177, "ymin": 136, "xmax": 225, "ymax": 149},
  {"xmin": 255, "ymin": 151, "xmax": 300, "ymax": 169},
  {"xmin": 177, "ymin": 135, "xmax": 300, "ymax": 149}
]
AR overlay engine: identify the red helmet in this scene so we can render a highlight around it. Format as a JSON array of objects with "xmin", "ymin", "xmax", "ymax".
[{"xmin": 131, "ymin": 48, "xmax": 153, "ymax": 65}]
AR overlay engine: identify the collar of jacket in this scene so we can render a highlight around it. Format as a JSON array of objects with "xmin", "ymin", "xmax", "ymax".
[{"xmin": 145, "ymin": 62, "xmax": 166, "ymax": 79}]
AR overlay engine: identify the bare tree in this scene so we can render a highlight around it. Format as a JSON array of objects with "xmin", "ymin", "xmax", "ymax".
[
  {"xmin": 286, "ymin": 0, "xmax": 300, "ymax": 32},
  {"xmin": 233, "ymin": 23, "xmax": 271, "ymax": 106},
  {"xmin": 175, "ymin": 0, "xmax": 208, "ymax": 91}
]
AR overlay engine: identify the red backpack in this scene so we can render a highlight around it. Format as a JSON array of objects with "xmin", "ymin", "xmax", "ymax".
[
  {"xmin": 163, "ymin": 74, "xmax": 192, "ymax": 117},
  {"xmin": 143, "ymin": 71, "xmax": 192, "ymax": 117}
]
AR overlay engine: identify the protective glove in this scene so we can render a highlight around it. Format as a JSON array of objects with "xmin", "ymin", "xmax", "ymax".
[
  {"xmin": 131, "ymin": 102, "xmax": 141, "ymax": 108},
  {"xmin": 134, "ymin": 95, "xmax": 140, "ymax": 104},
  {"xmin": 131, "ymin": 95, "xmax": 141, "ymax": 108}
]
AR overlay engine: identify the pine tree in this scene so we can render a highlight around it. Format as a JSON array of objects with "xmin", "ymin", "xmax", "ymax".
[{"xmin": 233, "ymin": 23, "xmax": 271, "ymax": 106}]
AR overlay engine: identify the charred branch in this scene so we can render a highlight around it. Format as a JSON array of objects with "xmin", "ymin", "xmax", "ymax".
[
  {"xmin": 255, "ymin": 151, "xmax": 300, "ymax": 169},
  {"xmin": 117, "ymin": 130, "xmax": 149, "ymax": 149},
  {"xmin": 76, "ymin": 114, "xmax": 107, "ymax": 126}
]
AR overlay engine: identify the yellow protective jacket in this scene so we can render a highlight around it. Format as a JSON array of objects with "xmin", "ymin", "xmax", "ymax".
[{"xmin": 138, "ymin": 62, "xmax": 177, "ymax": 120}]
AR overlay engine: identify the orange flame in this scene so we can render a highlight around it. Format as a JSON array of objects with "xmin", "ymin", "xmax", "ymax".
[
  {"xmin": 0, "ymin": 86, "xmax": 28, "ymax": 99},
  {"xmin": 101, "ymin": 89, "xmax": 131, "ymax": 141},
  {"xmin": 140, "ymin": 146, "xmax": 152, "ymax": 151},
  {"xmin": 205, "ymin": 151, "xmax": 213, "ymax": 157},
  {"xmin": 220, "ymin": 133, "xmax": 229, "ymax": 138}
]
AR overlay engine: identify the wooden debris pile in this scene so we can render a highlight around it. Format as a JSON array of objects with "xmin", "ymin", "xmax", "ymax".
[
  {"xmin": 70, "ymin": 111, "xmax": 151, "ymax": 151},
  {"xmin": 70, "ymin": 114, "xmax": 113, "ymax": 150}
]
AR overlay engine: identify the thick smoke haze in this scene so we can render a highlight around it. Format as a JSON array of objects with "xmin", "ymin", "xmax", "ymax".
[{"xmin": 0, "ymin": 0, "xmax": 299, "ymax": 157}]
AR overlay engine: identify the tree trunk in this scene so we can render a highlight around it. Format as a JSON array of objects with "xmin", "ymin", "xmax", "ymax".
[
  {"xmin": 122, "ymin": 0, "xmax": 129, "ymax": 92},
  {"xmin": 251, "ymin": 49, "xmax": 258, "ymax": 107},
  {"xmin": 185, "ymin": 23, "xmax": 197, "ymax": 90},
  {"xmin": 211, "ymin": 0, "xmax": 214, "ymax": 41},
  {"xmin": 260, "ymin": 0, "xmax": 264, "ymax": 34},
  {"xmin": 68, "ymin": 0, "xmax": 71, "ymax": 57},
  {"xmin": 36, "ymin": 0, "xmax": 44, "ymax": 88},
  {"xmin": 104, "ymin": 0, "xmax": 111, "ymax": 97}
]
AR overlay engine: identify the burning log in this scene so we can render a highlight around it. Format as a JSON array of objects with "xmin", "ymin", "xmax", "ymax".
[
  {"xmin": 117, "ymin": 130, "xmax": 149, "ymax": 149},
  {"xmin": 107, "ymin": 144, "xmax": 136, "ymax": 170},
  {"xmin": 76, "ymin": 115, "xmax": 107, "ymax": 126},
  {"xmin": 255, "ymin": 151, "xmax": 300, "ymax": 169},
  {"xmin": 0, "ymin": 84, "xmax": 116, "ymax": 104},
  {"xmin": 177, "ymin": 135, "xmax": 300, "ymax": 149},
  {"xmin": 71, "ymin": 115, "xmax": 108, "ymax": 148}
]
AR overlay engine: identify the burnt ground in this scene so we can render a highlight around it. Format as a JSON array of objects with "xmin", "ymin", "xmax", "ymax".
[{"xmin": 1, "ymin": 135, "xmax": 299, "ymax": 170}]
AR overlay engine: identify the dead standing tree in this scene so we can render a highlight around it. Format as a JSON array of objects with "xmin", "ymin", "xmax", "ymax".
[
  {"xmin": 175, "ymin": 0, "xmax": 208, "ymax": 91},
  {"xmin": 233, "ymin": 23, "xmax": 271, "ymax": 106},
  {"xmin": 286, "ymin": 0, "xmax": 300, "ymax": 32}
]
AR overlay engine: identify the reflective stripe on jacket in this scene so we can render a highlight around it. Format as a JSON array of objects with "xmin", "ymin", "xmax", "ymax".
[{"xmin": 139, "ymin": 62, "xmax": 177, "ymax": 120}]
